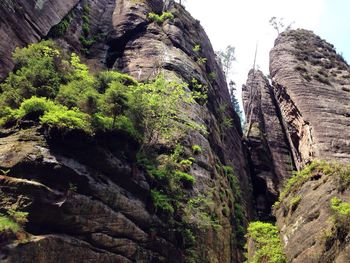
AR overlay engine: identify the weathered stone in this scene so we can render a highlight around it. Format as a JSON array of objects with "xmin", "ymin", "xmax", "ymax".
[
  {"xmin": 243, "ymin": 69, "xmax": 293, "ymax": 219},
  {"xmin": 270, "ymin": 29, "xmax": 350, "ymax": 168}
]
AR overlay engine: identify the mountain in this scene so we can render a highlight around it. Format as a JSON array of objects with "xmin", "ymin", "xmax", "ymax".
[{"xmin": 0, "ymin": 1, "xmax": 349, "ymax": 263}]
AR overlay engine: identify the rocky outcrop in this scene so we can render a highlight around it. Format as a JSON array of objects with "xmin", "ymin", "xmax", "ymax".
[
  {"xmin": 242, "ymin": 69, "xmax": 293, "ymax": 220},
  {"xmin": 274, "ymin": 163, "xmax": 350, "ymax": 263},
  {"xmin": 270, "ymin": 29, "xmax": 350, "ymax": 168},
  {"xmin": 0, "ymin": 0, "xmax": 252, "ymax": 262}
]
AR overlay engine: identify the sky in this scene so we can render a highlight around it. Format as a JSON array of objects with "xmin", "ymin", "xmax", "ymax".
[{"xmin": 184, "ymin": 0, "xmax": 350, "ymax": 108}]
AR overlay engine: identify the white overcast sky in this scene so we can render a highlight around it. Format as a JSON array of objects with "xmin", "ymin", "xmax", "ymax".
[{"xmin": 185, "ymin": 0, "xmax": 350, "ymax": 107}]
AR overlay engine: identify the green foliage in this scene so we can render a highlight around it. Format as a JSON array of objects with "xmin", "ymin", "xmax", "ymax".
[
  {"xmin": 196, "ymin": 57, "xmax": 207, "ymax": 65},
  {"xmin": 175, "ymin": 170, "xmax": 195, "ymax": 186},
  {"xmin": 95, "ymin": 71, "xmax": 138, "ymax": 93},
  {"xmin": 50, "ymin": 13, "xmax": 72, "ymax": 37},
  {"xmin": 128, "ymin": 75, "xmax": 206, "ymax": 145},
  {"xmin": 151, "ymin": 189, "xmax": 174, "ymax": 214},
  {"xmin": 79, "ymin": 3, "xmax": 95, "ymax": 54},
  {"xmin": 246, "ymin": 221, "xmax": 286, "ymax": 263},
  {"xmin": 277, "ymin": 161, "xmax": 350, "ymax": 207},
  {"xmin": 7, "ymin": 209, "xmax": 28, "ymax": 225},
  {"xmin": 289, "ymin": 195, "xmax": 302, "ymax": 212},
  {"xmin": 185, "ymin": 195, "xmax": 221, "ymax": 230},
  {"xmin": 331, "ymin": 197, "xmax": 350, "ymax": 216},
  {"xmin": 0, "ymin": 40, "xmax": 69, "ymax": 107},
  {"xmin": 208, "ymin": 72, "xmax": 217, "ymax": 81},
  {"xmin": 16, "ymin": 96, "xmax": 56, "ymax": 120},
  {"xmin": 0, "ymin": 213, "xmax": 21, "ymax": 233},
  {"xmin": 190, "ymin": 78, "xmax": 208, "ymax": 105},
  {"xmin": 216, "ymin": 45, "xmax": 236, "ymax": 76},
  {"xmin": 40, "ymin": 106, "xmax": 92, "ymax": 132},
  {"xmin": 148, "ymin": 12, "xmax": 174, "ymax": 23},
  {"xmin": 192, "ymin": 145, "xmax": 202, "ymax": 154},
  {"xmin": 192, "ymin": 44, "xmax": 201, "ymax": 52}
]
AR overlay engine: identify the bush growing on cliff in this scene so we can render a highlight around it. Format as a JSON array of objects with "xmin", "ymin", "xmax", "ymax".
[
  {"xmin": 0, "ymin": 40, "xmax": 70, "ymax": 107},
  {"xmin": 245, "ymin": 221, "xmax": 286, "ymax": 263},
  {"xmin": 148, "ymin": 12, "xmax": 174, "ymax": 23},
  {"xmin": 0, "ymin": 41, "xmax": 206, "ymax": 143}
]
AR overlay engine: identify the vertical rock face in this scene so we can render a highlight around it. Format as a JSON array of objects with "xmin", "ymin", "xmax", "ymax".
[
  {"xmin": 243, "ymin": 29, "xmax": 350, "ymax": 263},
  {"xmin": 242, "ymin": 70, "xmax": 293, "ymax": 219},
  {"xmin": 270, "ymin": 29, "xmax": 350, "ymax": 168},
  {"xmin": 269, "ymin": 29, "xmax": 350, "ymax": 263},
  {"xmin": 0, "ymin": 0, "xmax": 252, "ymax": 262}
]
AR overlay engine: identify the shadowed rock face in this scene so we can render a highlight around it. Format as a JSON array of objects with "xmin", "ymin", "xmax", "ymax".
[
  {"xmin": 0, "ymin": 0, "xmax": 252, "ymax": 262},
  {"xmin": 242, "ymin": 70, "xmax": 293, "ymax": 220},
  {"xmin": 270, "ymin": 29, "xmax": 350, "ymax": 168}
]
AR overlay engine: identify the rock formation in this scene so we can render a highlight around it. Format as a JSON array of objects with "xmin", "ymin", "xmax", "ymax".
[
  {"xmin": 1, "ymin": 0, "xmax": 350, "ymax": 262},
  {"xmin": 243, "ymin": 29, "xmax": 350, "ymax": 263},
  {"xmin": 0, "ymin": 0, "xmax": 251, "ymax": 262},
  {"xmin": 242, "ymin": 69, "xmax": 293, "ymax": 220},
  {"xmin": 270, "ymin": 29, "xmax": 350, "ymax": 168}
]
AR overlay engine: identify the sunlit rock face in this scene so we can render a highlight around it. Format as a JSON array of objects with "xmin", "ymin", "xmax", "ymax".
[
  {"xmin": 0, "ymin": 0, "xmax": 252, "ymax": 262},
  {"xmin": 270, "ymin": 29, "xmax": 350, "ymax": 169}
]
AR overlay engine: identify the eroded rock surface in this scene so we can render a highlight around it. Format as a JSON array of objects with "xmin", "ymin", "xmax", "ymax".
[
  {"xmin": 0, "ymin": 0, "xmax": 251, "ymax": 262},
  {"xmin": 270, "ymin": 29, "xmax": 350, "ymax": 168},
  {"xmin": 242, "ymin": 70, "xmax": 293, "ymax": 220}
]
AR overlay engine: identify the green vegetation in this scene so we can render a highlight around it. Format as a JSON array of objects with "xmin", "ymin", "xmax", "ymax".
[
  {"xmin": 245, "ymin": 221, "xmax": 286, "ymax": 263},
  {"xmin": 192, "ymin": 145, "xmax": 202, "ymax": 154},
  {"xmin": 196, "ymin": 57, "xmax": 207, "ymax": 65},
  {"xmin": 275, "ymin": 161, "xmax": 350, "ymax": 210},
  {"xmin": 221, "ymin": 165, "xmax": 245, "ymax": 246},
  {"xmin": 0, "ymin": 40, "xmax": 205, "ymax": 146},
  {"xmin": 192, "ymin": 44, "xmax": 201, "ymax": 52},
  {"xmin": 148, "ymin": 12, "xmax": 174, "ymax": 23},
  {"xmin": 331, "ymin": 197, "xmax": 350, "ymax": 216},
  {"xmin": 325, "ymin": 197, "xmax": 350, "ymax": 248},
  {"xmin": 289, "ymin": 195, "xmax": 302, "ymax": 212},
  {"xmin": 50, "ymin": 13, "xmax": 73, "ymax": 37},
  {"xmin": 190, "ymin": 78, "xmax": 208, "ymax": 105},
  {"xmin": 79, "ymin": 3, "xmax": 95, "ymax": 54},
  {"xmin": 151, "ymin": 189, "xmax": 175, "ymax": 214},
  {"xmin": 0, "ymin": 213, "xmax": 21, "ymax": 233}
]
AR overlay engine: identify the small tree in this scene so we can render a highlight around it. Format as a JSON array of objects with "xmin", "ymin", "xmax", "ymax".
[
  {"xmin": 229, "ymin": 81, "xmax": 242, "ymax": 120},
  {"xmin": 216, "ymin": 45, "xmax": 236, "ymax": 76},
  {"xmin": 269, "ymin": 17, "xmax": 293, "ymax": 35}
]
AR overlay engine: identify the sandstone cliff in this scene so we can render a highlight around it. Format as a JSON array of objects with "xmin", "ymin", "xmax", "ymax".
[
  {"xmin": 0, "ymin": 0, "xmax": 251, "ymax": 262},
  {"xmin": 243, "ymin": 29, "xmax": 350, "ymax": 263},
  {"xmin": 242, "ymin": 69, "xmax": 293, "ymax": 220},
  {"xmin": 270, "ymin": 29, "xmax": 350, "ymax": 168}
]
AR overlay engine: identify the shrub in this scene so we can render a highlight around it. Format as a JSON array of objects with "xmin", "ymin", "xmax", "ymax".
[
  {"xmin": 151, "ymin": 190, "xmax": 174, "ymax": 214},
  {"xmin": 192, "ymin": 145, "xmax": 202, "ymax": 154},
  {"xmin": 40, "ymin": 106, "xmax": 92, "ymax": 132},
  {"xmin": 331, "ymin": 197, "xmax": 350, "ymax": 216},
  {"xmin": 197, "ymin": 57, "xmax": 207, "ymax": 65},
  {"xmin": 246, "ymin": 221, "xmax": 286, "ymax": 263},
  {"xmin": 192, "ymin": 44, "xmax": 201, "ymax": 52},
  {"xmin": 175, "ymin": 170, "xmax": 195, "ymax": 186},
  {"xmin": 148, "ymin": 12, "xmax": 174, "ymax": 23},
  {"xmin": 0, "ymin": 213, "xmax": 21, "ymax": 233},
  {"xmin": 50, "ymin": 14, "xmax": 72, "ymax": 37},
  {"xmin": 0, "ymin": 40, "xmax": 70, "ymax": 107},
  {"xmin": 17, "ymin": 96, "xmax": 56, "ymax": 120},
  {"xmin": 95, "ymin": 71, "xmax": 138, "ymax": 93}
]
